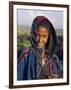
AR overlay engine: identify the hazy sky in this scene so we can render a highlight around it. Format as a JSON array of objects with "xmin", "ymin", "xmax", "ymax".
[{"xmin": 17, "ymin": 9, "xmax": 63, "ymax": 30}]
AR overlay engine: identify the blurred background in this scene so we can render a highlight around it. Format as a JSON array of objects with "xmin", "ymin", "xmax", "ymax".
[{"xmin": 17, "ymin": 9, "xmax": 63, "ymax": 77}]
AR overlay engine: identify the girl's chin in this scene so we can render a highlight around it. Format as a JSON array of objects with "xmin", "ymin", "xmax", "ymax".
[{"xmin": 37, "ymin": 46, "xmax": 45, "ymax": 49}]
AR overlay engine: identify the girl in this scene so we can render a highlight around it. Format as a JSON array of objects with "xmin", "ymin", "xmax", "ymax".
[{"xmin": 17, "ymin": 16, "xmax": 61, "ymax": 80}]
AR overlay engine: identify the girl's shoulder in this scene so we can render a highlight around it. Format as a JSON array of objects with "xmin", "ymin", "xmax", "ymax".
[
  {"xmin": 50, "ymin": 53, "xmax": 60, "ymax": 66},
  {"xmin": 18, "ymin": 47, "xmax": 33, "ymax": 64}
]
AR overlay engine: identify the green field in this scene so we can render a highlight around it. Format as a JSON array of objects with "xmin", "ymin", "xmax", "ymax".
[
  {"xmin": 17, "ymin": 28, "xmax": 63, "ymax": 49},
  {"xmin": 17, "ymin": 28, "xmax": 31, "ymax": 49}
]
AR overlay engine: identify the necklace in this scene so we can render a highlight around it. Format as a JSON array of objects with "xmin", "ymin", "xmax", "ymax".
[{"xmin": 39, "ymin": 49, "xmax": 47, "ymax": 66}]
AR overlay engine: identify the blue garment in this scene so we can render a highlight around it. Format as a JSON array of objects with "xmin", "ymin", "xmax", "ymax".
[
  {"xmin": 17, "ymin": 48, "xmax": 61, "ymax": 80},
  {"xmin": 17, "ymin": 16, "xmax": 62, "ymax": 80}
]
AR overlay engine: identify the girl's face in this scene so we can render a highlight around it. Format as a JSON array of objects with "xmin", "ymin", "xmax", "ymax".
[{"xmin": 36, "ymin": 26, "xmax": 49, "ymax": 49}]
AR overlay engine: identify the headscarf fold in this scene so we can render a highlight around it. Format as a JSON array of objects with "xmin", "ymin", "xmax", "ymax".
[{"xmin": 30, "ymin": 16, "xmax": 57, "ymax": 57}]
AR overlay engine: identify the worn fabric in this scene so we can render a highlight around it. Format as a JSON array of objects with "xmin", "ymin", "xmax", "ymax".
[{"xmin": 17, "ymin": 16, "xmax": 61, "ymax": 80}]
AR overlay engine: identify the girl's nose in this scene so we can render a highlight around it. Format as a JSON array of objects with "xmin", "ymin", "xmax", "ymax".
[{"xmin": 39, "ymin": 37, "xmax": 43, "ymax": 42}]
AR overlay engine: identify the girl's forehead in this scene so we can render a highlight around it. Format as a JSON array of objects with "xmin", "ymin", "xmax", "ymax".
[
  {"xmin": 37, "ymin": 26, "xmax": 48, "ymax": 33},
  {"xmin": 36, "ymin": 27, "xmax": 49, "ymax": 36}
]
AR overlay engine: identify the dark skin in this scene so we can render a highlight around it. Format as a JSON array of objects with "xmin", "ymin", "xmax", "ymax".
[
  {"xmin": 36, "ymin": 26, "xmax": 49, "ymax": 49},
  {"xmin": 36, "ymin": 26, "xmax": 58, "ymax": 78},
  {"xmin": 36, "ymin": 26, "xmax": 49, "ymax": 65}
]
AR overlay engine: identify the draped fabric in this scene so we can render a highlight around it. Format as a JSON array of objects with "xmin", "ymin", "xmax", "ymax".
[{"xmin": 17, "ymin": 16, "xmax": 61, "ymax": 80}]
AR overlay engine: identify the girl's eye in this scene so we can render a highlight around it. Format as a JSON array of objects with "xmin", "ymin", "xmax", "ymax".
[{"xmin": 43, "ymin": 35, "xmax": 46, "ymax": 37}]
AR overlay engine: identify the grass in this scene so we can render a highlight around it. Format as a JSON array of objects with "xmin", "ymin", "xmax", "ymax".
[
  {"xmin": 17, "ymin": 28, "xmax": 63, "ymax": 49},
  {"xmin": 17, "ymin": 28, "xmax": 31, "ymax": 36},
  {"xmin": 17, "ymin": 28, "xmax": 32, "ymax": 49}
]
